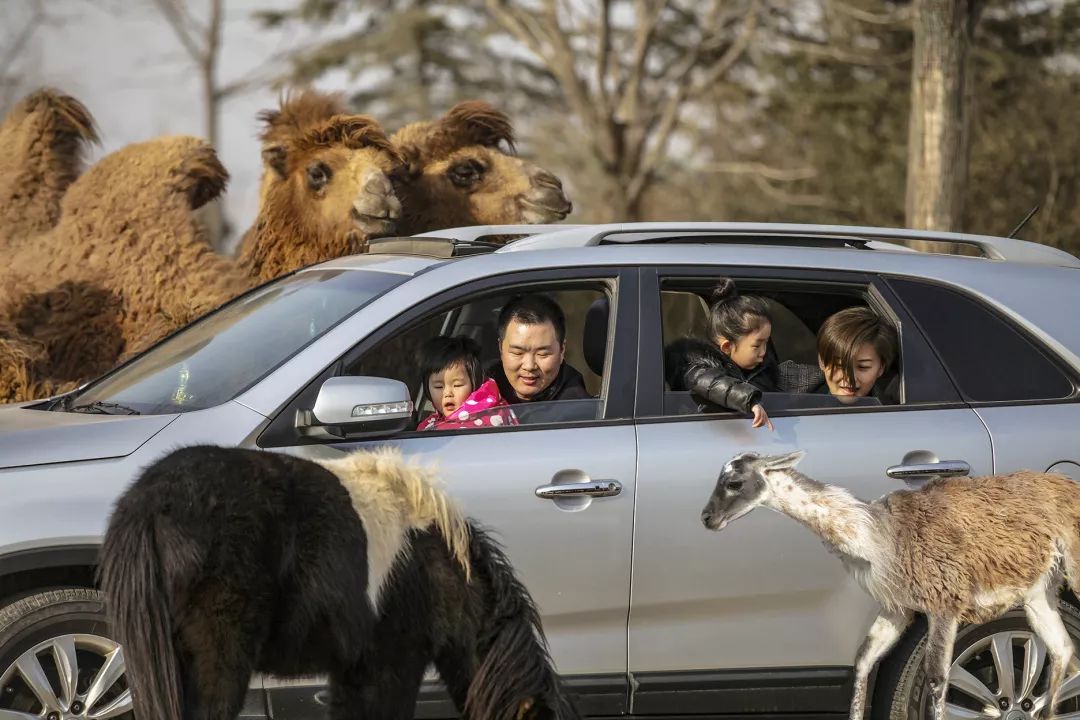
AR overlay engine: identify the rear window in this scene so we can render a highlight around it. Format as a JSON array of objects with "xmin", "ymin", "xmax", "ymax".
[{"xmin": 888, "ymin": 278, "xmax": 1075, "ymax": 403}]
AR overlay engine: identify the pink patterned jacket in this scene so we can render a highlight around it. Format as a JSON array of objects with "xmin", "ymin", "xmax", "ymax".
[{"xmin": 416, "ymin": 378, "xmax": 519, "ymax": 431}]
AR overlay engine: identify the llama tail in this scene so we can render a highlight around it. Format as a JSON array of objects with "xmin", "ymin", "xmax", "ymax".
[
  {"xmin": 318, "ymin": 446, "xmax": 472, "ymax": 580},
  {"xmin": 97, "ymin": 507, "xmax": 199, "ymax": 720},
  {"xmin": 464, "ymin": 524, "xmax": 579, "ymax": 720}
]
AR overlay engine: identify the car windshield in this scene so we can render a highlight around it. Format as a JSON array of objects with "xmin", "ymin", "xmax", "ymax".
[{"xmin": 64, "ymin": 268, "xmax": 406, "ymax": 415}]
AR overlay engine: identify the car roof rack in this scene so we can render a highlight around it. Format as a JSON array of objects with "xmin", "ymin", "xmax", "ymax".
[
  {"xmin": 416, "ymin": 221, "xmax": 1077, "ymax": 268},
  {"xmin": 365, "ymin": 236, "xmax": 503, "ymax": 258}
]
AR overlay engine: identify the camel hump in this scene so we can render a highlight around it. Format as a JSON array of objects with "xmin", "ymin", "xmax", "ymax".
[{"xmin": 5, "ymin": 87, "xmax": 101, "ymax": 148}]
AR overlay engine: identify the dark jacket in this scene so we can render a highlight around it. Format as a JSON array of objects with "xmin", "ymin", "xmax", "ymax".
[
  {"xmin": 665, "ymin": 337, "xmax": 824, "ymax": 414},
  {"xmin": 486, "ymin": 360, "xmax": 593, "ymax": 404}
]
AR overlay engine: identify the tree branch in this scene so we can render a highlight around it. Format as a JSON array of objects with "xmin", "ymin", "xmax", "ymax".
[
  {"xmin": 594, "ymin": 0, "xmax": 612, "ymax": 113},
  {"xmin": 704, "ymin": 161, "xmax": 818, "ymax": 182},
  {"xmin": 829, "ymin": 0, "xmax": 911, "ymax": 26},
  {"xmin": 151, "ymin": 0, "xmax": 206, "ymax": 63}
]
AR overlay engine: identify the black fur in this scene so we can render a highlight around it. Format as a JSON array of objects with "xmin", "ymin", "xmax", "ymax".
[{"xmin": 97, "ymin": 444, "xmax": 579, "ymax": 720}]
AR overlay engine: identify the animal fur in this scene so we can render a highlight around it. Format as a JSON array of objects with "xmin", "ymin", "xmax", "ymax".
[
  {"xmin": 391, "ymin": 100, "xmax": 573, "ymax": 236},
  {"xmin": 0, "ymin": 88, "xmax": 100, "ymax": 243},
  {"xmin": 97, "ymin": 444, "xmax": 578, "ymax": 720},
  {"xmin": 235, "ymin": 89, "xmax": 405, "ymax": 283},
  {"xmin": 702, "ymin": 450, "xmax": 1080, "ymax": 720},
  {"xmin": 0, "ymin": 134, "xmax": 248, "ymax": 403}
]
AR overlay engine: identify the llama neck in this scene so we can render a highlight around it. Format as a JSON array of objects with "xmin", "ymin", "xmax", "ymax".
[{"xmin": 764, "ymin": 472, "xmax": 879, "ymax": 560}]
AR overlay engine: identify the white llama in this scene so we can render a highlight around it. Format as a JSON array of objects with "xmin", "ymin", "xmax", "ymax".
[{"xmin": 701, "ymin": 450, "xmax": 1080, "ymax": 720}]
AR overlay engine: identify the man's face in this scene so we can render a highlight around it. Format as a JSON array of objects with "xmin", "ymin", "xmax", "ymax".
[{"xmin": 499, "ymin": 319, "xmax": 565, "ymax": 400}]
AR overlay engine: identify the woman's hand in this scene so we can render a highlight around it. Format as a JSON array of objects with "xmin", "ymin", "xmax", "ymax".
[{"xmin": 751, "ymin": 403, "xmax": 774, "ymax": 431}]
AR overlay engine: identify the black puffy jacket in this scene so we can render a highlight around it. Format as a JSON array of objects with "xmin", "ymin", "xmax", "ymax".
[{"xmin": 664, "ymin": 337, "xmax": 824, "ymax": 414}]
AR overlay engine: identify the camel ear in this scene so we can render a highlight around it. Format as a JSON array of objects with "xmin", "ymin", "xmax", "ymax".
[
  {"xmin": 177, "ymin": 143, "xmax": 229, "ymax": 210},
  {"xmin": 438, "ymin": 100, "xmax": 516, "ymax": 151},
  {"xmin": 763, "ymin": 450, "xmax": 806, "ymax": 472},
  {"xmin": 262, "ymin": 143, "xmax": 288, "ymax": 179}
]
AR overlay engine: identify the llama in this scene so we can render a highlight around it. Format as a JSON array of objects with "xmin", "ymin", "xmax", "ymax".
[
  {"xmin": 235, "ymin": 89, "xmax": 405, "ymax": 283},
  {"xmin": 700, "ymin": 450, "xmax": 1080, "ymax": 720},
  {"xmin": 97, "ymin": 444, "xmax": 579, "ymax": 720},
  {"xmin": 391, "ymin": 100, "xmax": 573, "ymax": 237},
  {"xmin": 0, "ymin": 87, "xmax": 99, "ymax": 243}
]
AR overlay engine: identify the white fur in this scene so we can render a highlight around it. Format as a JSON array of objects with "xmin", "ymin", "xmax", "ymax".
[{"xmin": 315, "ymin": 448, "xmax": 471, "ymax": 612}]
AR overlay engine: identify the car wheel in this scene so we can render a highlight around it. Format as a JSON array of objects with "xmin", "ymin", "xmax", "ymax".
[
  {"xmin": 873, "ymin": 600, "xmax": 1080, "ymax": 720},
  {"xmin": 0, "ymin": 588, "xmax": 133, "ymax": 720}
]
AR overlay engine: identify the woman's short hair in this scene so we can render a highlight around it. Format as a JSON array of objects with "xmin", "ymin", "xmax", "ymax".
[{"xmin": 817, "ymin": 306, "xmax": 898, "ymax": 386}]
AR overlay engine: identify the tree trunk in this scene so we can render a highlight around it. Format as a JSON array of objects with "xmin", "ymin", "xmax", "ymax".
[
  {"xmin": 905, "ymin": 0, "xmax": 984, "ymax": 250},
  {"xmin": 200, "ymin": 0, "xmax": 228, "ymax": 252}
]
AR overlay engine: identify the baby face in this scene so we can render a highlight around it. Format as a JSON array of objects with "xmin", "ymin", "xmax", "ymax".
[{"xmin": 427, "ymin": 361, "xmax": 474, "ymax": 417}]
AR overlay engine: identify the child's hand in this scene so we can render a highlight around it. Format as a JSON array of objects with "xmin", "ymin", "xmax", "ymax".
[{"xmin": 751, "ymin": 404, "xmax": 774, "ymax": 431}]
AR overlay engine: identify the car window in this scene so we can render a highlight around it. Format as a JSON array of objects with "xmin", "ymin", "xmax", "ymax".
[
  {"xmin": 888, "ymin": 277, "xmax": 1076, "ymax": 403},
  {"xmin": 345, "ymin": 280, "xmax": 615, "ymax": 431},
  {"xmin": 656, "ymin": 275, "xmax": 959, "ymax": 418},
  {"xmin": 66, "ymin": 268, "xmax": 405, "ymax": 415}
]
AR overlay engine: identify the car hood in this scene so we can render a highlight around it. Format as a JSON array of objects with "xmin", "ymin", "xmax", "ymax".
[{"xmin": 0, "ymin": 402, "xmax": 178, "ymax": 470}]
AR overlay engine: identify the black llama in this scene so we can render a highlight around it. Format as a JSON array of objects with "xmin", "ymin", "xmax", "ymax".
[{"xmin": 97, "ymin": 444, "xmax": 578, "ymax": 720}]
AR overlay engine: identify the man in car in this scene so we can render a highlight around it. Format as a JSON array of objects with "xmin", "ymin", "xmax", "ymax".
[{"xmin": 487, "ymin": 293, "xmax": 593, "ymax": 406}]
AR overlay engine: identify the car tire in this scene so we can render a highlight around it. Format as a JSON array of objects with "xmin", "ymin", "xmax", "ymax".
[
  {"xmin": 0, "ymin": 587, "xmax": 132, "ymax": 719},
  {"xmin": 872, "ymin": 599, "xmax": 1080, "ymax": 720}
]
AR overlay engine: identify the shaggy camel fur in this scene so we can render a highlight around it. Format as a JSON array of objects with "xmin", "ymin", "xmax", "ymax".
[
  {"xmin": 390, "ymin": 100, "xmax": 573, "ymax": 237},
  {"xmin": 236, "ymin": 89, "xmax": 404, "ymax": 283},
  {"xmin": 0, "ymin": 135, "xmax": 249, "ymax": 403},
  {"xmin": 701, "ymin": 450, "xmax": 1080, "ymax": 720},
  {"xmin": 0, "ymin": 88, "xmax": 99, "ymax": 243}
]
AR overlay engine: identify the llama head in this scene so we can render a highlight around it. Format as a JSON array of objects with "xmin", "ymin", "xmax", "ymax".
[
  {"xmin": 390, "ymin": 100, "xmax": 573, "ymax": 235},
  {"xmin": 701, "ymin": 450, "xmax": 806, "ymax": 531},
  {"xmin": 257, "ymin": 89, "xmax": 404, "ymax": 240}
]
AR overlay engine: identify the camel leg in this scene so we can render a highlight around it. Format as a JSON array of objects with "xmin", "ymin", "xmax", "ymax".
[
  {"xmin": 923, "ymin": 614, "xmax": 959, "ymax": 720},
  {"xmin": 1024, "ymin": 585, "xmax": 1075, "ymax": 720},
  {"xmin": 849, "ymin": 609, "xmax": 914, "ymax": 720}
]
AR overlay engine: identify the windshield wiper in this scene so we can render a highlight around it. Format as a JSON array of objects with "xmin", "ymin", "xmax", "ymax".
[{"xmin": 69, "ymin": 401, "xmax": 141, "ymax": 416}]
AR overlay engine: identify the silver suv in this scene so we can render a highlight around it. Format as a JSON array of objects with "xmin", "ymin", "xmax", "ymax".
[{"xmin": 2, "ymin": 222, "xmax": 1079, "ymax": 720}]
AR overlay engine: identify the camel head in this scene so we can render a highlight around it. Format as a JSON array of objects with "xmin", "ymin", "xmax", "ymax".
[
  {"xmin": 0, "ymin": 88, "xmax": 100, "ymax": 239},
  {"xmin": 256, "ymin": 90, "xmax": 404, "ymax": 242},
  {"xmin": 390, "ymin": 101, "xmax": 573, "ymax": 236}
]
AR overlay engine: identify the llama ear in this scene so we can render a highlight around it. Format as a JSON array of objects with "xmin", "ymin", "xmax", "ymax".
[
  {"xmin": 763, "ymin": 450, "xmax": 806, "ymax": 472},
  {"xmin": 262, "ymin": 143, "xmax": 288, "ymax": 179}
]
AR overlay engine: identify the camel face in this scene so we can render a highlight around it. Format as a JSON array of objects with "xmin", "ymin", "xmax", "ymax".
[
  {"xmin": 263, "ymin": 141, "xmax": 402, "ymax": 240},
  {"xmin": 423, "ymin": 147, "xmax": 572, "ymax": 226},
  {"xmin": 391, "ymin": 100, "xmax": 573, "ymax": 235}
]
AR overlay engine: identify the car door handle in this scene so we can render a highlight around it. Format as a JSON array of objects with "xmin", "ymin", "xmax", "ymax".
[
  {"xmin": 535, "ymin": 480, "xmax": 622, "ymax": 499},
  {"xmin": 885, "ymin": 460, "xmax": 971, "ymax": 480}
]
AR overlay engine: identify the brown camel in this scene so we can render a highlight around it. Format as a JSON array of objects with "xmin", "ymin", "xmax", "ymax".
[
  {"xmin": 390, "ymin": 100, "xmax": 573, "ymax": 236},
  {"xmin": 0, "ymin": 135, "xmax": 247, "ymax": 403},
  {"xmin": 236, "ymin": 89, "xmax": 405, "ymax": 283},
  {"xmin": 0, "ymin": 88, "xmax": 100, "ymax": 244}
]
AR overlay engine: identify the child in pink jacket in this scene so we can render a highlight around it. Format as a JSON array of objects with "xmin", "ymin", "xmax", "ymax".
[{"xmin": 416, "ymin": 335, "xmax": 518, "ymax": 431}]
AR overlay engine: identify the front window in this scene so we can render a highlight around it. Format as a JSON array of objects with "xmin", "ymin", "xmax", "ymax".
[{"xmin": 62, "ymin": 268, "xmax": 405, "ymax": 415}]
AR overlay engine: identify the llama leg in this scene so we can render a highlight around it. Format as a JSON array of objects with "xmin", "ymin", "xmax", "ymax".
[
  {"xmin": 923, "ymin": 614, "xmax": 959, "ymax": 720},
  {"xmin": 1024, "ymin": 584, "xmax": 1075, "ymax": 719},
  {"xmin": 328, "ymin": 647, "xmax": 431, "ymax": 720},
  {"xmin": 849, "ymin": 609, "xmax": 913, "ymax": 720}
]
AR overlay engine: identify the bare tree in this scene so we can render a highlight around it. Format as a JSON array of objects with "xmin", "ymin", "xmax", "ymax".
[
  {"xmin": 150, "ymin": 0, "xmax": 279, "ymax": 250},
  {"xmin": 905, "ymin": 0, "xmax": 985, "ymax": 244},
  {"xmin": 484, "ymin": 0, "xmax": 762, "ymax": 222}
]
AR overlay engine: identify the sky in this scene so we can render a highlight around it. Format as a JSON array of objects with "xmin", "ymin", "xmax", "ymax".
[{"xmin": 6, "ymin": 0, "xmax": 353, "ymax": 253}]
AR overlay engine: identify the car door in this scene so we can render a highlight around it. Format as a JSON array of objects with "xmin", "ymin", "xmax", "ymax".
[
  {"xmin": 277, "ymin": 267, "xmax": 639, "ymax": 717},
  {"xmin": 626, "ymin": 266, "xmax": 995, "ymax": 715}
]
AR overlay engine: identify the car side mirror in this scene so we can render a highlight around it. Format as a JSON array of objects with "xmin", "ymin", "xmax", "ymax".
[{"xmin": 295, "ymin": 376, "xmax": 414, "ymax": 440}]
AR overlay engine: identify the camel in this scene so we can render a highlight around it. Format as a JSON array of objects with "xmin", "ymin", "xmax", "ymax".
[
  {"xmin": 0, "ymin": 134, "xmax": 247, "ymax": 403},
  {"xmin": 0, "ymin": 88, "xmax": 99, "ymax": 244},
  {"xmin": 391, "ymin": 100, "xmax": 573, "ymax": 236},
  {"xmin": 235, "ymin": 89, "xmax": 405, "ymax": 283}
]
